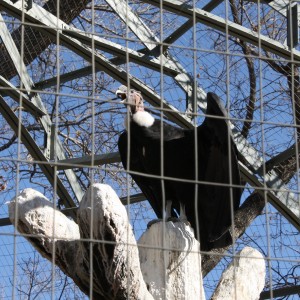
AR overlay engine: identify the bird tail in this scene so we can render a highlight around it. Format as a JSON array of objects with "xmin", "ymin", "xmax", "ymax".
[{"xmin": 209, "ymin": 228, "xmax": 234, "ymax": 250}]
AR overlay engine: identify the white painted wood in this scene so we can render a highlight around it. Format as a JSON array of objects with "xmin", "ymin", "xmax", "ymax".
[
  {"xmin": 8, "ymin": 185, "xmax": 154, "ymax": 299},
  {"xmin": 138, "ymin": 221, "xmax": 206, "ymax": 300},
  {"xmin": 8, "ymin": 185, "xmax": 266, "ymax": 299},
  {"xmin": 211, "ymin": 247, "xmax": 266, "ymax": 300},
  {"xmin": 8, "ymin": 188, "xmax": 80, "ymax": 255}
]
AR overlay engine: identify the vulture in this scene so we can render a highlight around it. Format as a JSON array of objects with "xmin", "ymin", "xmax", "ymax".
[{"xmin": 116, "ymin": 86, "xmax": 241, "ymax": 251}]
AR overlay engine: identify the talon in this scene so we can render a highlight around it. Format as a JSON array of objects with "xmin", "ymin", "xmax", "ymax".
[{"xmin": 147, "ymin": 218, "xmax": 163, "ymax": 229}]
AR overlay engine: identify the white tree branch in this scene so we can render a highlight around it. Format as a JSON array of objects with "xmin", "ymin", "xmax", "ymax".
[
  {"xmin": 8, "ymin": 184, "xmax": 265, "ymax": 299},
  {"xmin": 211, "ymin": 247, "xmax": 266, "ymax": 300}
]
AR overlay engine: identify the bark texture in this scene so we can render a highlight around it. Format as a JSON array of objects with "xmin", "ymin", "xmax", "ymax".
[
  {"xmin": 8, "ymin": 184, "xmax": 153, "ymax": 300},
  {"xmin": 211, "ymin": 247, "xmax": 265, "ymax": 300},
  {"xmin": 8, "ymin": 184, "xmax": 266, "ymax": 300},
  {"xmin": 139, "ymin": 221, "xmax": 205, "ymax": 300}
]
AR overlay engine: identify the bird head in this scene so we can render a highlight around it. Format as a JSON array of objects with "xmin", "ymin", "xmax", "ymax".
[{"xmin": 116, "ymin": 85, "xmax": 145, "ymax": 114}]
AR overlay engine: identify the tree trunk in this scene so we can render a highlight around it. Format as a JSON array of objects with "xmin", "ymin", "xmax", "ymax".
[{"xmin": 8, "ymin": 184, "xmax": 266, "ymax": 299}]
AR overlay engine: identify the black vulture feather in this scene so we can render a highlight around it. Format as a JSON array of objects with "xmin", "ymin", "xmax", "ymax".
[{"xmin": 117, "ymin": 87, "xmax": 241, "ymax": 251}]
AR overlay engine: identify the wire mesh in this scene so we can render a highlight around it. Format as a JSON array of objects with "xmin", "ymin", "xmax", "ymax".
[{"xmin": 0, "ymin": 0, "xmax": 299, "ymax": 299}]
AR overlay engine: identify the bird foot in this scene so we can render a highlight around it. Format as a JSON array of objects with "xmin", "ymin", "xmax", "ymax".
[
  {"xmin": 167, "ymin": 217, "xmax": 191, "ymax": 227},
  {"xmin": 147, "ymin": 218, "xmax": 163, "ymax": 229},
  {"xmin": 147, "ymin": 217, "xmax": 191, "ymax": 229}
]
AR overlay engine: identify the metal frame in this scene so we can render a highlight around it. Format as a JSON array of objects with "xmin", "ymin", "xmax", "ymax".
[
  {"xmin": 0, "ymin": 0, "xmax": 299, "ymax": 229},
  {"xmin": 0, "ymin": 5, "xmax": 84, "ymax": 204},
  {"xmin": 0, "ymin": 0, "xmax": 299, "ymax": 298}
]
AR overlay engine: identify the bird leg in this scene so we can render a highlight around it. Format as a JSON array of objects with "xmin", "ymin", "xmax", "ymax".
[
  {"xmin": 165, "ymin": 200, "xmax": 172, "ymax": 219},
  {"xmin": 166, "ymin": 202, "xmax": 191, "ymax": 227},
  {"xmin": 179, "ymin": 202, "xmax": 189, "ymax": 223},
  {"xmin": 147, "ymin": 200, "xmax": 172, "ymax": 229}
]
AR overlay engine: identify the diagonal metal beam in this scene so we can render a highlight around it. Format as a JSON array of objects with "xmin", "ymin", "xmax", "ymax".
[
  {"xmin": 0, "ymin": 75, "xmax": 45, "ymax": 117},
  {"xmin": 248, "ymin": 0, "xmax": 298, "ymax": 24},
  {"xmin": 239, "ymin": 161, "xmax": 300, "ymax": 231},
  {"xmin": 233, "ymin": 129, "xmax": 300, "ymax": 229},
  {"xmin": 34, "ymin": 66, "xmax": 93, "ymax": 89},
  {"xmin": 145, "ymin": 0, "xmax": 224, "ymax": 55},
  {"xmin": 62, "ymin": 27, "xmax": 180, "ymax": 77},
  {"xmin": 0, "ymin": 0, "xmax": 192, "ymax": 128},
  {"xmin": 105, "ymin": 0, "xmax": 207, "ymax": 113},
  {"xmin": 264, "ymin": 0, "xmax": 289, "ymax": 16},
  {"xmin": 260, "ymin": 141, "xmax": 300, "ymax": 173},
  {"xmin": 0, "ymin": 95, "xmax": 77, "ymax": 218},
  {"xmin": 141, "ymin": 0, "xmax": 300, "ymax": 61},
  {"xmin": 105, "ymin": 0, "xmax": 159, "ymax": 51},
  {"xmin": 0, "ymin": 9, "xmax": 84, "ymax": 204},
  {"xmin": 260, "ymin": 284, "xmax": 300, "ymax": 299}
]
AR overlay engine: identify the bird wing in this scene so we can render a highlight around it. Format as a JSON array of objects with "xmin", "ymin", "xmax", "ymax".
[
  {"xmin": 160, "ymin": 92, "xmax": 241, "ymax": 249},
  {"xmin": 118, "ymin": 120, "xmax": 187, "ymax": 219},
  {"xmin": 118, "ymin": 130, "xmax": 164, "ymax": 218},
  {"xmin": 196, "ymin": 92, "xmax": 241, "ymax": 244}
]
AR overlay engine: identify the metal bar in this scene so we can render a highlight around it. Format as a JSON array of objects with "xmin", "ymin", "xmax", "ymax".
[
  {"xmin": 141, "ymin": 0, "xmax": 224, "ymax": 61},
  {"xmin": 243, "ymin": 1, "xmax": 288, "ymax": 17},
  {"xmin": 0, "ymin": 217, "xmax": 10, "ymax": 226},
  {"xmin": 56, "ymin": 152, "xmax": 120, "ymax": 170},
  {"xmin": 248, "ymin": 0, "xmax": 300, "ymax": 28},
  {"xmin": 35, "ymin": 51, "xmax": 178, "ymax": 89},
  {"xmin": 35, "ymin": 66, "xmax": 93, "ymax": 89},
  {"xmin": 0, "ymin": 12, "xmax": 33, "ymax": 92},
  {"xmin": 239, "ymin": 162, "xmax": 300, "ymax": 231},
  {"xmin": 260, "ymin": 285, "xmax": 300, "ymax": 299},
  {"xmin": 0, "ymin": 75, "xmax": 45, "ymax": 117},
  {"xmin": 63, "ymin": 29, "xmax": 180, "ymax": 77},
  {"xmin": 58, "ymin": 192, "xmax": 146, "ymax": 217},
  {"xmin": 266, "ymin": 0, "xmax": 289, "ymax": 16},
  {"xmin": 287, "ymin": 3, "xmax": 299, "ymax": 48},
  {"xmin": 140, "ymin": 0, "xmax": 300, "ymax": 61},
  {"xmin": 0, "ymin": 95, "xmax": 78, "ymax": 218},
  {"xmin": 120, "ymin": 193, "xmax": 146, "ymax": 205},
  {"xmin": 151, "ymin": 0, "xmax": 224, "ymax": 53},
  {"xmin": 202, "ymin": 0, "xmax": 224, "ymax": 12},
  {"xmin": 264, "ymin": 141, "xmax": 300, "ymax": 173},
  {"xmin": 105, "ymin": 0, "xmax": 159, "ymax": 51}
]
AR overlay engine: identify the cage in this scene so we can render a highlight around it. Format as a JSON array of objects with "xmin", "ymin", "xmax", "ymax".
[{"xmin": 0, "ymin": 0, "xmax": 299, "ymax": 299}]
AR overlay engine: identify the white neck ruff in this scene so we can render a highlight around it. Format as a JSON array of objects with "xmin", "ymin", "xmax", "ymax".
[{"xmin": 132, "ymin": 111, "xmax": 155, "ymax": 128}]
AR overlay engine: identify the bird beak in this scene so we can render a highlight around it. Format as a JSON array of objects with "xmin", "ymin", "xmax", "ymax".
[
  {"xmin": 115, "ymin": 89, "xmax": 123, "ymax": 96},
  {"xmin": 116, "ymin": 90, "xmax": 127, "ymax": 102}
]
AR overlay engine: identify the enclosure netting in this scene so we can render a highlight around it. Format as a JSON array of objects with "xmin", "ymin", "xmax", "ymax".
[{"xmin": 0, "ymin": 0, "xmax": 299, "ymax": 299}]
